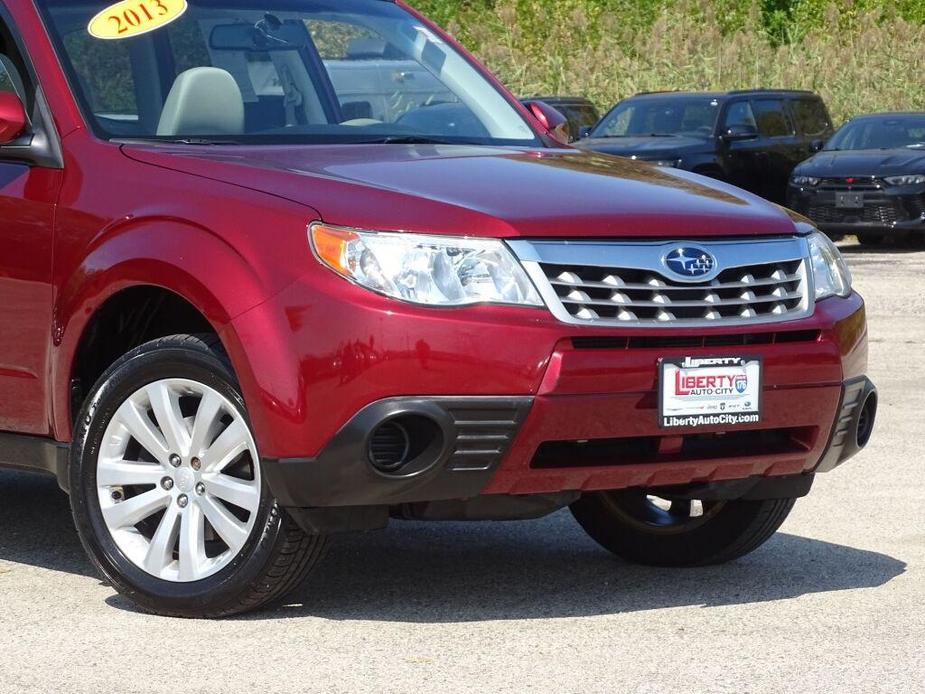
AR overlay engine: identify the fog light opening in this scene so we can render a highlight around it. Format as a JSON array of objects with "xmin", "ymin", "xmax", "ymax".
[
  {"xmin": 368, "ymin": 415, "xmax": 443, "ymax": 475},
  {"xmin": 856, "ymin": 392, "xmax": 877, "ymax": 449}
]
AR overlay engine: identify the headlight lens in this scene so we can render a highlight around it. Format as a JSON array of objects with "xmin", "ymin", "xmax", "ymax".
[
  {"xmin": 791, "ymin": 175, "xmax": 820, "ymax": 186},
  {"xmin": 310, "ymin": 224, "xmax": 543, "ymax": 307},
  {"xmin": 629, "ymin": 156, "xmax": 680, "ymax": 167},
  {"xmin": 807, "ymin": 230, "xmax": 851, "ymax": 299},
  {"xmin": 884, "ymin": 174, "xmax": 925, "ymax": 186}
]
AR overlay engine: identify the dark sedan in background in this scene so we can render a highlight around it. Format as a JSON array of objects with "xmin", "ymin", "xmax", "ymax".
[
  {"xmin": 574, "ymin": 89, "xmax": 833, "ymax": 204},
  {"xmin": 787, "ymin": 112, "xmax": 925, "ymax": 245}
]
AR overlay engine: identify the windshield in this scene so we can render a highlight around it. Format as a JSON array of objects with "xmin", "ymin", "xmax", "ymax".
[
  {"xmin": 591, "ymin": 97, "xmax": 720, "ymax": 138},
  {"xmin": 825, "ymin": 115, "xmax": 925, "ymax": 151},
  {"xmin": 38, "ymin": 0, "xmax": 539, "ymax": 146}
]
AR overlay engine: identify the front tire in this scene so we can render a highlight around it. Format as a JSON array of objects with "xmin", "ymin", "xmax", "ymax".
[
  {"xmin": 70, "ymin": 334, "xmax": 326, "ymax": 617},
  {"xmin": 571, "ymin": 489, "xmax": 795, "ymax": 567}
]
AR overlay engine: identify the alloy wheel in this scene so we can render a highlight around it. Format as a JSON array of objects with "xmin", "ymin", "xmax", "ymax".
[{"xmin": 96, "ymin": 378, "xmax": 261, "ymax": 582}]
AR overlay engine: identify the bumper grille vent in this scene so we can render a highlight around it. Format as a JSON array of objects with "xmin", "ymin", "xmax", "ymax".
[{"xmin": 809, "ymin": 203, "xmax": 900, "ymax": 225}]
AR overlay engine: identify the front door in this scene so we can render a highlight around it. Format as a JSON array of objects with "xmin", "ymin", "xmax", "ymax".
[{"xmin": 0, "ymin": 27, "xmax": 60, "ymax": 435}]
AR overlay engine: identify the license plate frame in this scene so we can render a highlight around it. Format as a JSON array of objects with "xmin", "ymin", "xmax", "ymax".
[
  {"xmin": 658, "ymin": 355, "xmax": 762, "ymax": 428},
  {"xmin": 835, "ymin": 191, "xmax": 864, "ymax": 209}
]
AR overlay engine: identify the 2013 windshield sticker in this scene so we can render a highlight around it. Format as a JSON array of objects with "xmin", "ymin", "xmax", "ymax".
[{"xmin": 88, "ymin": 0, "xmax": 188, "ymax": 40}]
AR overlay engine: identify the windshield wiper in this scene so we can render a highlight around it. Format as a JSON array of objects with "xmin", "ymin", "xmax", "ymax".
[
  {"xmin": 164, "ymin": 137, "xmax": 242, "ymax": 145},
  {"xmin": 357, "ymin": 135, "xmax": 460, "ymax": 145},
  {"xmin": 114, "ymin": 137, "xmax": 243, "ymax": 146}
]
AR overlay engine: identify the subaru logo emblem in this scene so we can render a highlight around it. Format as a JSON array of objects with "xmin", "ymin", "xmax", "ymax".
[{"xmin": 664, "ymin": 247, "xmax": 716, "ymax": 278}]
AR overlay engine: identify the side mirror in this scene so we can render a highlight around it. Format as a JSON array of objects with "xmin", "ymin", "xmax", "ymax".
[
  {"xmin": 524, "ymin": 100, "xmax": 570, "ymax": 144},
  {"xmin": 722, "ymin": 124, "xmax": 759, "ymax": 142},
  {"xmin": 0, "ymin": 91, "xmax": 26, "ymax": 145},
  {"xmin": 578, "ymin": 125, "xmax": 593, "ymax": 140},
  {"xmin": 810, "ymin": 138, "xmax": 825, "ymax": 152}
]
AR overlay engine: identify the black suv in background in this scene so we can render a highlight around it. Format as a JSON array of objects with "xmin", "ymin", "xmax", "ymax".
[
  {"xmin": 575, "ymin": 90, "xmax": 834, "ymax": 204},
  {"xmin": 521, "ymin": 96, "xmax": 600, "ymax": 142}
]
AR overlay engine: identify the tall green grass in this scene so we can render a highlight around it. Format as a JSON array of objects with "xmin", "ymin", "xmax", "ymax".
[{"xmin": 411, "ymin": 0, "xmax": 925, "ymax": 124}]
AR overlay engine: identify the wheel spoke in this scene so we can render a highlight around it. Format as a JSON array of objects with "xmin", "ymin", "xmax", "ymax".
[
  {"xmin": 203, "ymin": 474, "xmax": 260, "ymax": 513},
  {"xmin": 189, "ymin": 391, "xmax": 224, "ymax": 459},
  {"xmin": 97, "ymin": 457, "xmax": 164, "ymax": 488},
  {"xmin": 178, "ymin": 502, "xmax": 206, "ymax": 581},
  {"xmin": 199, "ymin": 496, "xmax": 249, "ymax": 553},
  {"xmin": 147, "ymin": 382, "xmax": 191, "ymax": 457},
  {"xmin": 116, "ymin": 398, "xmax": 170, "ymax": 466},
  {"xmin": 201, "ymin": 419, "xmax": 248, "ymax": 473},
  {"xmin": 144, "ymin": 505, "xmax": 181, "ymax": 576},
  {"xmin": 102, "ymin": 487, "xmax": 170, "ymax": 529},
  {"xmin": 98, "ymin": 378, "xmax": 261, "ymax": 583}
]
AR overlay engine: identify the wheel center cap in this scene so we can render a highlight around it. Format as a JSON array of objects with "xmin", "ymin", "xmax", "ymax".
[{"xmin": 175, "ymin": 467, "xmax": 195, "ymax": 493}]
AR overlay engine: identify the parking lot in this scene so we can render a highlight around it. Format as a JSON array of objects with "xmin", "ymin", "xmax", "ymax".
[{"xmin": 0, "ymin": 239, "xmax": 922, "ymax": 694}]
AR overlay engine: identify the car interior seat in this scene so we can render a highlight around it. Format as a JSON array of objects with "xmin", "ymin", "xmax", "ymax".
[{"xmin": 157, "ymin": 67, "xmax": 245, "ymax": 137}]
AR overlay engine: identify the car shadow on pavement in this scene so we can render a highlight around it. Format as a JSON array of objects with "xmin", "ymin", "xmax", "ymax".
[
  {"xmin": 248, "ymin": 514, "xmax": 905, "ymax": 623},
  {"xmin": 0, "ymin": 471, "xmax": 906, "ymax": 620},
  {"xmin": 838, "ymin": 240, "xmax": 925, "ymax": 255},
  {"xmin": 0, "ymin": 471, "xmax": 96, "ymax": 579}
]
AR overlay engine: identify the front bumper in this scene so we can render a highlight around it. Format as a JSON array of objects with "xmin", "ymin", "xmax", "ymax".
[
  {"xmin": 242, "ymin": 271, "xmax": 873, "ymax": 508},
  {"xmin": 787, "ymin": 184, "xmax": 925, "ymax": 233},
  {"xmin": 264, "ymin": 373, "xmax": 876, "ymax": 509}
]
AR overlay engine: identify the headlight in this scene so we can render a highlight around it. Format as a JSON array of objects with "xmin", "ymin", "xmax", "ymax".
[
  {"xmin": 310, "ymin": 224, "xmax": 543, "ymax": 307},
  {"xmin": 884, "ymin": 174, "xmax": 925, "ymax": 186},
  {"xmin": 791, "ymin": 175, "xmax": 820, "ymax": 186},
  {"xmin": 630, "ymin": 156, "xmax": 680, "ymax": 167},
  {"xmin": 807, "ymin": 230, "xmax": 851, "ymax": 299}
]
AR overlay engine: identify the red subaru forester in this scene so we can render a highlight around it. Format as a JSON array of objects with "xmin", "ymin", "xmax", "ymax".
[{"xmin": 0, "ymin": 0, "xmax": 875, "ymax": 617}]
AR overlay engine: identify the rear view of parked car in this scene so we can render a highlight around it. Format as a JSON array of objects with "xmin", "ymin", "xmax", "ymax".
[
  {"xmin": 787, "ymin": 112, "xmax": 925, "ymax": 245},
  {"xmin": 575, "ymin": 90, "xmax": 833, "ymax": 204}
]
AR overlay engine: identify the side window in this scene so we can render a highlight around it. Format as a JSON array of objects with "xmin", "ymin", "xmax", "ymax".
[
  {"xmin": 0, "ymin": 19, "xmax": 34, "ymax": 108},
  {"xmin": 0, "ymin": 59, "xmax": 16, "ymax": 95},
  {"xmin": 723, "ymin": 101, "xmax": 757, "ymax": 130},
  {"xmin": 751, "ymin": 99, "xmax": 794, "ymax": 137},
  {"xmin": 791, "ymin": 98, "xmax": 830, "ymax": 136}
]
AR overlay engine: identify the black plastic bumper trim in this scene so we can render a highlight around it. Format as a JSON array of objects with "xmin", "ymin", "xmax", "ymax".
[
  {"xmin": 0, "ymin": 432, "xmax": 69, "ymax": 491},
  {"xmin": 262, "ymin": 396, "xmax": 533, "ymax": 508},
  {"xmin": 815, "ymin": 376, "xmax": 877, "ymax": 473}
]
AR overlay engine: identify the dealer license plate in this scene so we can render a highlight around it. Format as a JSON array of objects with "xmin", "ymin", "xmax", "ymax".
[
  {"xmin": 659, "ymin": 356, "xmax": 762, "ymax": 428},
  {"xmin": 835, "ymin": 191, "xmax": 864, "ymax": 208}
]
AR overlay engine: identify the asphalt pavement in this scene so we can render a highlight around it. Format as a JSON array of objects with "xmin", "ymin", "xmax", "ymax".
[{"xmin": 0, "ymin": 238, "xmax": 923, "ymax": 693}]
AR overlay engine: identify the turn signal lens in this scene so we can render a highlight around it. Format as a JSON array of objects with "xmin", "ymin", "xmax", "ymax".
[{"xmin": 311, "ymin": 225, "xmax": 359, "ymax": 275}]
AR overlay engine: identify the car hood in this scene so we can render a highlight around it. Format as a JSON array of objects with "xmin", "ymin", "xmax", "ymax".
[
  {"xmin": 123, "ymin": 143, "xmax": 796, "ymax": 238},
  {"xmin": 574, "ymin": 136, "xmax": 710, "ymax": 159},
  {"xmin": 796, "ymin": 148, "xmax": 925, "ymax": 177}
]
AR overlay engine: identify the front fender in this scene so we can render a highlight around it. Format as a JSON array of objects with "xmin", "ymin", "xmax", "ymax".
[{"xmin": 51, "ymin": 219, "xmax": 281, "ymax": 442}]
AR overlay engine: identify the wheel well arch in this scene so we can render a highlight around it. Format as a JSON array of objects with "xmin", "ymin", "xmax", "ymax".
[{"xmin": 68, "ymin": 286, "xmax": 218, "ymax": 424}]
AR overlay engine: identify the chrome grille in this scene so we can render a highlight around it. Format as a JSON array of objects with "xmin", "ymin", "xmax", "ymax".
[{"xmin": 509, "ymin": 237, "xmax": 813, "ymax": 328}]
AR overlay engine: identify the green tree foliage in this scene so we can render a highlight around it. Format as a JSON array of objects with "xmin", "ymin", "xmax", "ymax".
[{"xmin": 409, "ymin": 0, "xmax": 925, "ymax": 124}]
